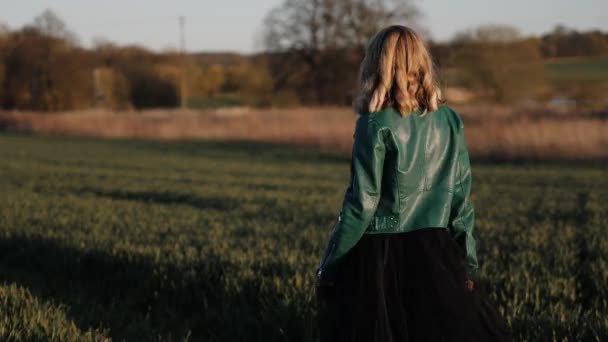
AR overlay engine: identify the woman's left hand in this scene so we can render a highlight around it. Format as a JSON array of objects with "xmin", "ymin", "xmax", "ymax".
[{"xmin": 465, "ymin": 279, "xmax": 475, "ymax": 291}]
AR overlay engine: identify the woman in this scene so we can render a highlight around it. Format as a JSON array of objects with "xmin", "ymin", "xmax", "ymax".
[{"xmin": 316, "ymin": 25, "xmax": 511, "ymax": 341}]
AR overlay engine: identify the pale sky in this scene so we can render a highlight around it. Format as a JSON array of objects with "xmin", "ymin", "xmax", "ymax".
[{"xmin": 0, "ymin": 0, "xmax": 606, "ymax": 53}]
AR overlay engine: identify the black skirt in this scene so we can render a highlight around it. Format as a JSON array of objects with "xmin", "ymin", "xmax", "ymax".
[{"xmin": 316, "ymin": 228, "xmax": 512, "ymax": 342}]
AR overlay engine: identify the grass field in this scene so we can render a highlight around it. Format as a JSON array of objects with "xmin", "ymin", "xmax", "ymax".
[
  {"xmin": 0, "ymin": 133, "xmax": 607, "ymax": 341},
  {"xmin": 442, "ymin": 56, "xmax": 608, "ymax": 85},
  {"xmin": 545, "ymin": 56, "xmax": 608, "ymax": 83}
]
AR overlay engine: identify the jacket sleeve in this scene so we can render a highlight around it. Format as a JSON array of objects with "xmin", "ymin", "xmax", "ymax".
[
  {"xmin": 448, "ymin": 121, "xmax": 479, "ymax": 281},
  {"xmin": 317, "ymin": 115, "xmax": 386, "ymax": 281}
]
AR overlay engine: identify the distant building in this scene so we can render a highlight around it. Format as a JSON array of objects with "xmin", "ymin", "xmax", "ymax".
[{"xmin": 547, "ymin": 96, "xmax": 577, "ymax": 112}]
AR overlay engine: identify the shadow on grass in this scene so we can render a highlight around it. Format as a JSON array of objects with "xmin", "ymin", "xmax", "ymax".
[
  {"xmin": 77, "ymin": 187, "xmax": 241, "ymax": 211},
  {"xmin": 2, "ymin": 132, "xmax": 350, "ymax": 165},
  {"xmin": 126, "ymin": 138, "xmax": 351, "ymax": 165},
  {"xmin": 0, "ymin": 235, "xmax": 316, "ymax": 341}
]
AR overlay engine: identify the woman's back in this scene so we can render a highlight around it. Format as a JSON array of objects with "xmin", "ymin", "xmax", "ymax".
[
  {"xmin": 319, "ymin": 105, "xmax": 478, "ymax": 281},
  {"xmin": 316, "ymin": 24, "xmax": 511, "ymax": 342},
  {"xmin": 362, "ymin": 105, "xmax": 468, "ymax": 233}
]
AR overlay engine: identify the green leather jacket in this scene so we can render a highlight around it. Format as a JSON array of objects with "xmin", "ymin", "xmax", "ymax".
[{"xmin": 317, "ymin": 105, "xmax": 478, "ymax": 281}]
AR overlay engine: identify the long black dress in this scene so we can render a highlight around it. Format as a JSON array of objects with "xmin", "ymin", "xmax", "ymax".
[{"xmin": 316, "ymin": 228, "xmax": 512, "ymax": 342}]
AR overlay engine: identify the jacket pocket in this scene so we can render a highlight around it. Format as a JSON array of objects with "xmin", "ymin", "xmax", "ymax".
[{"xmin": 368, "ymin": 215, "xmax": 399, "ymax": 232}]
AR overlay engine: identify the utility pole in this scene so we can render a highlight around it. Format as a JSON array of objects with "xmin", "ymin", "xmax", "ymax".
[{"xmin": 179, "ymin": 15, "xmax": 187, "ymax": 108}]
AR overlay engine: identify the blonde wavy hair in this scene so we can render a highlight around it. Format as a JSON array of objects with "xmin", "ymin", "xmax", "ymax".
[{"xmin": 354, "ymin": 25, "xmax": 442, "ymax": 115}]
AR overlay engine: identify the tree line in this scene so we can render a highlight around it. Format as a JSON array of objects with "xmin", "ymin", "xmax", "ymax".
[
  {"xmin": 0, "ymin": 10, "xmax": 273, "ymax": 111},
  {"xmin": 1, "ymin": 6, "xmax": 607, "ymax": 112}
]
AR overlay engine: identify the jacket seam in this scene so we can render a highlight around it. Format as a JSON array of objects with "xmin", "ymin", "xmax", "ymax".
[
  {"xmin": 388, "ymin": 130, "xmax": 402, "ymax": 213},
  {"xmin": 422, "ymin": 119, "xmax": 429, "ymax": 191},
  {"xmin": 454, "ymin": 139, "xmax": 468, "ymax": 232},
  {"xmin": 369, "ymin": 119, "xmax": 386, "ymax": 215}
]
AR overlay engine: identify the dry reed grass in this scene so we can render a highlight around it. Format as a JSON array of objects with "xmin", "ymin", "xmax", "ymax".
[{"xmin": 1, "ymin": 106, "xmax": 607, "ymax": 160}]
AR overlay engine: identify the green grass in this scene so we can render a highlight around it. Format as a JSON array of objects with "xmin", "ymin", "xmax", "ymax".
[
  {"xmin": 0, "ymin": 133, "xmax": 607, "ymax": 341},
  {"xmin": 441, "ymin": 55, "xmax": 608, "ymax": 89},
  {"xmin": 545, "ymin": 55, "xmax": 608, "ymax": 83}
]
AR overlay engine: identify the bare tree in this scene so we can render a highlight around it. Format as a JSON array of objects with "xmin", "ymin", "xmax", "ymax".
[
  {"xmin": 265, "ymin": 0, "xmax": 418, "ymax": 51},
  {"xmin": 453, "ymin": 24, "xmax": 521, "ymax": 44},
  {"xmin": 32, "ymin": 9, "xmax": 79, "ymax": 45},
  {"xmin": 0, "ymin": 23, "xmax": 9, "ymax": 37},
  {"xmin": 263, "ymin": 0, "xmax": 420, "ymax": 105}
]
